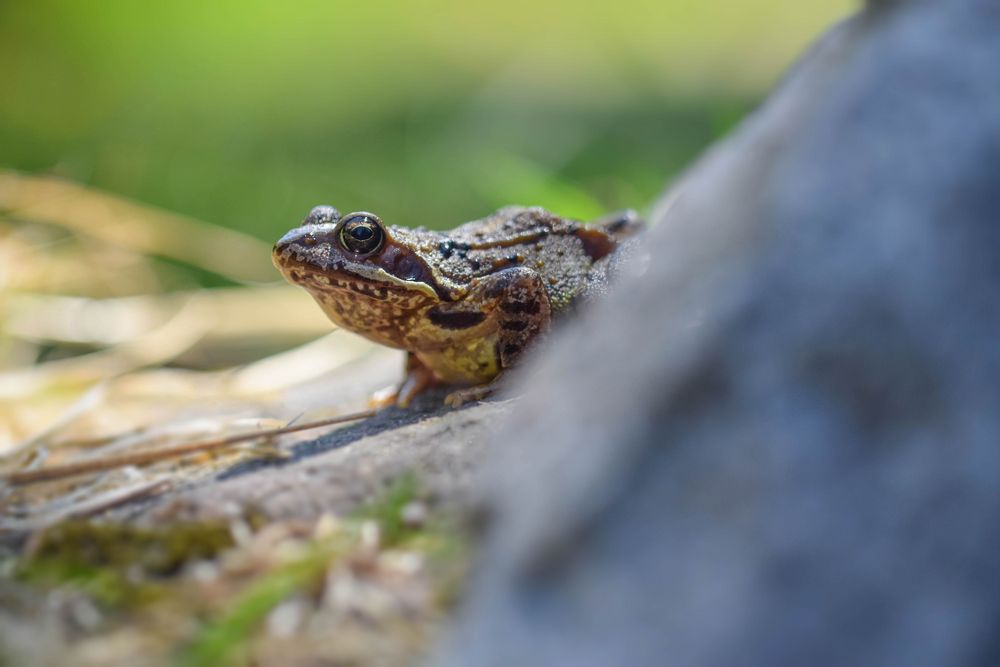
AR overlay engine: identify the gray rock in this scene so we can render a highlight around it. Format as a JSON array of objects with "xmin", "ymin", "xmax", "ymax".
[
  {"xmin": 134, "ymin": 397, "xmax": 510, "ymax": 523},
  {"xmin": 435, "ymin": 1, "xmax": 1000, "ymax": 665}
]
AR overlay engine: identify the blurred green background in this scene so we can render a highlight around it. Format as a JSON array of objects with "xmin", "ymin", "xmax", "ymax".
[
  {"xmin": 1, "ymin": 0, "xmax": 850, "ymax": 253},
  {"xmin": 0, "ymin": 1, "xmax": 854, "ymax": 492}
]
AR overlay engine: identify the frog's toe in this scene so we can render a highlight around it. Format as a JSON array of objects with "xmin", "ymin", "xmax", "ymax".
[
  {"xmin": 444, "ymin": 384, "xmax": 494, "ymax": 408},
  {"xmin": 395, "ymin": 370, "xmax": 436, "ymax": 407},
  {"xmin": 368, "ymin": 385, "xmax": 399, "ymax": 409}
]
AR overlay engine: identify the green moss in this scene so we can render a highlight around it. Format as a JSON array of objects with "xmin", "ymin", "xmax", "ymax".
[
  {"xmin": 178, "ymin": 541, "xmax": 343, "ymax": 667},
  {"xmin": 10, "ymin": 481, "xmax": 471, "ymax": 665},
  {"xmin": 181, "ymin": 477, "xmax": 431, "ymax": 666},
  {"xmin": 17, "ymin": 519, "xmax": 235, "ymax": 608},
  {"xmin": 26, "ymin": 519, "xmax": 235, "ymax": 573}
]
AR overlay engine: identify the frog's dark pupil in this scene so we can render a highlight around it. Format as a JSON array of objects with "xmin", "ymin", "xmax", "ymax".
[
  {"xmin": 338, "ymin": 214, "xmax": 384, "ymax": 255},
  {"xmin": 350, "ymin": 225, "xmax": 373, "ymax": 241}
]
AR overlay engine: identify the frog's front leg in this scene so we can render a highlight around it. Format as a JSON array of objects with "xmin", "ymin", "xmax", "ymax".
[
  {"xmin": 444, "ymin": 267, "xmax": 552, "ymax": 407},
  {"xmin": 370, "ymin": 352, "xmax": 445, "ymax": 408}
]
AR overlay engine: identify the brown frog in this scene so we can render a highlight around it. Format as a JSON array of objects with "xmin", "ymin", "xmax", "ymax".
[{"xmin": 273, "ymin": 205, "xmax": 641, "ymax": 407}]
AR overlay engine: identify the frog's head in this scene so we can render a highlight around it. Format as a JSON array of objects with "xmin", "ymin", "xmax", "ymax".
[{"xmin": 273, "ymin": 206, "xmax": 446, "ymax": 345}]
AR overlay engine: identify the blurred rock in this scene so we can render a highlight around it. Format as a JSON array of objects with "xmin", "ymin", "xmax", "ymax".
[{"xmin": 435, "ymin": 1, "xmax": 1000, "ymax": 666}]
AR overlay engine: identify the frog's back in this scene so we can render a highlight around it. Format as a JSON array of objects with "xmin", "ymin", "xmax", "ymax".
[
  {"xmin": 448, "ymin": 206, "xmax": 576, "ymax": 241},
  {"xmin": 436, "ymin": 206, "xmax": 639, "ymax": 312}
]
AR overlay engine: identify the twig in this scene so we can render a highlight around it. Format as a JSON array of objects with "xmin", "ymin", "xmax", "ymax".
[
  {"xmin": 2, "ymin": 410, "xmax": 377, "ymax": 487},
  {"xmin": 0, "ymin": 478, "xmax": 174, "ymax": 534}
]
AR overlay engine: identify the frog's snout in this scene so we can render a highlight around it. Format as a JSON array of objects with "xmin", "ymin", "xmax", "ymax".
[
  {"xmin": 273, "ymin": 203, "xmax": 342, "ymax": 263},
  {"xmin": 274, "ymin": 223, "xmax": 339, "ymax": 256}
]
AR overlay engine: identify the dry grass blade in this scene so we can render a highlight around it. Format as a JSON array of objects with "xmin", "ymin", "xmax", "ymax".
[
  {"xmin": 0, "ymin": 382, "xmax": 108, "ymax": 462},
  {"xmin": 0, "ymin": 170, "xmax": 274, "ymax": 283},
  {"xmin": 0, "ymin": 297, "xmax": 210, "ymax": 400},
  {"xmin": 3, "ymin": 410, "xmax": 377, "ymax": 486},
  {"xmin": 0, "ymin": 478, "xmax": 174, "ymax": 533},
  {"xmin": 6, "ymin": 285, "xmax": 331, "ymax": 347}
]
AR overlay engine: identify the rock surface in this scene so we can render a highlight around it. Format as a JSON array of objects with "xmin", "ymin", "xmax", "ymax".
[
  {"xmin": 434, "ymin": 1, "xmax": 1000, "ymax": 666},
  {"xmin": 137, "ymin": 393, "xmax": 510, "ymax": 523}
]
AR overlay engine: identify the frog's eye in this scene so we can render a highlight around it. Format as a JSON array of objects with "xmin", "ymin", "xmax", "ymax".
[{"xmin": 339, "ymin": 213, "xmax": 385, "ymax": 256}]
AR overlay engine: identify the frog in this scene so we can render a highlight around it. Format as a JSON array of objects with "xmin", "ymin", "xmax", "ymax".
[{"xmin": 272, "ymin": 205, "xmax": 642, "ymax": 407}]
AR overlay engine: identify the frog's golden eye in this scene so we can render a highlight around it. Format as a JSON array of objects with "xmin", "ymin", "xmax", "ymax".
[{"xmin": 339, "ymin": 213, "xmax": 384, "ymax": 256}]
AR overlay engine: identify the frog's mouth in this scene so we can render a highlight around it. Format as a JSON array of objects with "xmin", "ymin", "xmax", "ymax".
[{"xmin": 273, "ymin": 252, "xmax": 439, "ymax": 301}]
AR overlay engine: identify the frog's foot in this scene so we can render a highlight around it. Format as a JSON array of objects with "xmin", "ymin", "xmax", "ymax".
[
  {"xmin": 444, "ymin": 385, "xmax": 490, "ymax": 408},
  {"xmin": 368, "ymin": 385, "xmax": 400, "ymax": 409},
  {"xmin": 368, "ymin": 372, "xmax": 438, "ymax": 409},
  {"xmin": 443, "ymin": 375, "xmax": 507, "ymax": 408},
  {"xmin": 368, "ymin": 352, "xmax": 447, "ymax": 409},
  {"xmin": 396, "ymin": 363, "xmax": 442, "ymax": 407}
]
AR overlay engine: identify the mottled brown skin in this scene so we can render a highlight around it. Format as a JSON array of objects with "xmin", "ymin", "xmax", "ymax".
[{"xmin": 273, "ymin": 205, "xmax": 641, "ymax": 406}]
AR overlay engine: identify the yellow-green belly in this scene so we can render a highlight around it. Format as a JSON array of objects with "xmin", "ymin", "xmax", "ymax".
[{"xmin": 414, "ymin": 333, "xmax": 500, "ymax": 385}]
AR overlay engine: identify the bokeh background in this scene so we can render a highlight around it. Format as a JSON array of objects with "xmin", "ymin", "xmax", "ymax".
[
  {"xmin": 3, "ymin": 1, "xmax": 851, "ymax": 239},
  {"xmin": 0, "ymin": 0, "xmax": 850, "ymax": 445}
]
